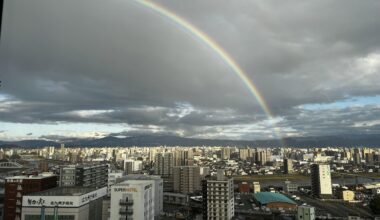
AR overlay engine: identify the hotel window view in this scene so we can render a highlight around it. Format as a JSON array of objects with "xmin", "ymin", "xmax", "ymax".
[{"xmin": 1, "ymin": 0, "xmax": 380, "ymax": 219}]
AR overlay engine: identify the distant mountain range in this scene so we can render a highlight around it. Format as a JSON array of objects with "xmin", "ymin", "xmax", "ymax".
[{"xmin": 1, "ymin": 134, "xmax": 380, "ymax": 148}]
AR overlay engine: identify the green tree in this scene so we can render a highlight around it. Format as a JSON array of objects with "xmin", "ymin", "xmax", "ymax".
[{"xmin": 370, "ymin": 195, "xmax": 380, "ymax": 215}]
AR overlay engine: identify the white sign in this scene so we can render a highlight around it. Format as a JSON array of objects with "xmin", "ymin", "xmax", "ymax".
[{"xmin": 23, "ymin": 187, "xmax": 107, "ymax": 207}]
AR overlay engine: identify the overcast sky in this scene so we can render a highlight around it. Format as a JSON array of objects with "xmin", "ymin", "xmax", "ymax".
[{"xmin": 1, "ymin": 0, "xmax": 380, "ymax": 142}]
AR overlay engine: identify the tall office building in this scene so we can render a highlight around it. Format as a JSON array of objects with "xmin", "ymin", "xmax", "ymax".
[
  {"xmin": 173, "ymin": 166, "xmax": 201, "ymax": 194},
  {"xmin": 4, "ymin": 174, "xmax": 58, "ymax": 220},
  {"xmin": 310, "ymin": 164, "xmax": 332, "ymax": 198},
  {"xmin": 202, "ymin": 170, "xmax": 234, "ymax": 220},
  {"xmin": 221, "ymin": 147, "xmax": 231, "ymax": 160},
  {"xmin": 239, "ymin": 148, "xmax": 250, "ymax": 161},
  {"xmin": 154, "ymin": 152, "xmax": 173, "ymax": 176},
  {"xmin": 124, "ymin": 159, "xmax": 142, "ymax": 174},
  {"xmin": 59, "ymin": 163, "xmax": 108, "ymax": 187},
  {"xmin": 284, "ymin": 158, "xmax": 294, "ymax": 174},
  {"xmin": 110, "ymin": 180, "xmax": 155, "ymax": 220},
  {"xmin": 174, "ymin": 149, "xmax": 194, "ymax": 166}
]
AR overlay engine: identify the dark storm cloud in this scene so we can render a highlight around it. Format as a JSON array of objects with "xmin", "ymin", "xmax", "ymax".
[{"xmin": 1, "ymin": 0, "xmax": 380, "ymax": 139}]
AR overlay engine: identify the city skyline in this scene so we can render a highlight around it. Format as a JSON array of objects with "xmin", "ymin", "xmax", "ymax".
[{"xmin": 1, "ymin": 0, "xmax": 380, "ymax": 141}]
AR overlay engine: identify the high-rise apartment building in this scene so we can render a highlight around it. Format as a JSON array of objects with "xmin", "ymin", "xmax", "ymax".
[
  {"xmin": 173, "ymin": 166, "xmax": 201, "ymax": 194},
  {"xmin": 284, "ymin": 158, "xmax": 294, "ymax": 174},
  {"xmin": 154, "ymin": 152, "xmax": 174, "ymax": 191},
  {"xmin": 110, "ymin": 180, "xmax": 155, "ymax": 220},
  {"xmin": 4, "ymin": 174, "xmax": 58, "ymax": 220},
  {"xmin": 221, "ymin": 147, "xmax": 231, "ymax": 160},
  {"xmin": 154, "ymin": 152, "xmax": 173, "ymax": 176},
  {"xmin": 310, "ymin": 164, "xmax": 332, "ymax": 198},
  {"xmin": 202, "ymin": 170, "xmax": 234, "ymax": 220},
  {"xmin": 124, "ymin": 159, "xmax": 142, "ymax": 174},
  {"xmin": 59, "ymin": 163, "xmax": 108, "ymax": 188},
  {"xmin": 174, "ymin": 149, "xmax": 194, "ymax": 166}
]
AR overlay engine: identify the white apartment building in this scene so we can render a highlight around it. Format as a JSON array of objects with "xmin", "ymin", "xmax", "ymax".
[{"xmin": 311, "ymin": 164, "xmax": 332, "ymax": 198}]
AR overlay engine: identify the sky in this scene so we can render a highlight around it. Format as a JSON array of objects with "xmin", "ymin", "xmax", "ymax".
[{"xmin": 1, "ymin": 0, "xmax": 380, "ymax": 142}]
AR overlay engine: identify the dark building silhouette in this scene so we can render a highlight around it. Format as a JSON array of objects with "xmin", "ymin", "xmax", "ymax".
[{"xmin": 0, "ymin": 0, "xmax": 3, "ymax": 37}]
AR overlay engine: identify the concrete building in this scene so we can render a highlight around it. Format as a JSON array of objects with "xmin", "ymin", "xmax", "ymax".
[
  {"xmin": 108, "ymin": 170, "xmax": 125, "ymax": 195},
  {"xmin": 202, "ymin": 170, "xmax": 234, "ymax": 220},
  {"xmin": 124, "ymin": 160, "xmax": 142, "ymax": 174},
  {"xmin": 110, "ymin": 180, "xmax": 155, "ymax": 220},
  {"xmin": 238, "ymin": 182, "xmax": 250, "ymax": 193},
  {"xmin": 310, "ymin": 164, "xmax": 332, "ymax": 198},
  {"xmin": 252, "ymin": 182, "xmax": 261, "ymax": 193},
  {"xmin": 284, "ymin": 180, "xmax": 298, "ymax": 193},
  {"xmin": 174, "ymin": 149, "xmax": 194, "ymax": 166},
  {"xmin": 4, "ymin": 174, "xmax": 58, "ymax": 220},
  {"xmin": 173, "ymin": 166, "xmax": 201, "ymax": 194},
  {"xmin": 341, "ymin": 190, "xmax": 355, "ymax": 201},
  {"xmin": 297, "ymin": 205, "xmax": 315, "ymax": 220},
  {"xmin": 284, "ymin": 158, "xmax": 294, "ymax": 174},
  {"xmin": 21, "ymin": 187, "xmax": 107, "ymax": 220},
  {"xmin": 154, "ymin": 152, "xmax": 174, "ymax": 191},
  {"xmin": 221, "ymin": 147, "xmax": 232, "ymax": 160},
  {"xmin": 59, "ymin": 163, "xmax": 108, "ymax": 188},
  {"xmin": 121, "ymin": 174, "xmax": 163, "ymax": 217}
]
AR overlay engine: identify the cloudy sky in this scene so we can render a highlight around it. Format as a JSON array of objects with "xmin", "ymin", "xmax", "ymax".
[{"xmin": 1, "ymin": 0, "xmax": 380, "ymax": 142}]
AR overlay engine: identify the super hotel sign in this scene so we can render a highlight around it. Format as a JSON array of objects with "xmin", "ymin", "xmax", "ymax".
[{"xmin": 22, "ymin": 187, "xmax": 107, "ymax": 207}]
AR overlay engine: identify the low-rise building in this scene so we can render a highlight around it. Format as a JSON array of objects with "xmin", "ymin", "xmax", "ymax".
[
  {"xmin": 253, "ymin": 192, "xmax": 297, "ymax": 209},
  {"xmin": 297, "ymin": 205, "xmax": 315, "ymax": 220},
  {"xmin": 22, "ymin": 187, "xmax": 107, "ymax": 220}
]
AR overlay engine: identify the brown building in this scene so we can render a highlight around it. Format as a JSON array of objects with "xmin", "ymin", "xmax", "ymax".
[
  {"xmin": 173, "ymin": 166, "xmax": 200, "ymax": 194},
  {"xmin": 238, "ymin": 182, "xmax": 250, "ymax": 193},
  {"xmin": 38, "ymin": 160, "xmax": 49, "ymax": 172},
  {"xmin": 4, "ymin": 174, "xmax": 57, "ymax": 220}
]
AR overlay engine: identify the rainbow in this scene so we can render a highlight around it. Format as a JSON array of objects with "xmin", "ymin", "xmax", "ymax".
[{"xmin": 134, "ymin": 0, "xmax": 283, "ymax": 143}]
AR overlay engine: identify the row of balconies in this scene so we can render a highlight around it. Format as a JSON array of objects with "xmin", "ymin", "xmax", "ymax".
[
  {"xmin": 119, "ymin": 199, "xmax": 133, "ymax": 205},
  {"xmin": 119, "ymin": 208, "xmax": 133, "ymax": 215}
]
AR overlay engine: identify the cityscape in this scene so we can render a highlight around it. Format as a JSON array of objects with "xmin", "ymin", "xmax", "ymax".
[{"xmin": 1, "ymin": 0, "xmax": 380, "ymax": 220}]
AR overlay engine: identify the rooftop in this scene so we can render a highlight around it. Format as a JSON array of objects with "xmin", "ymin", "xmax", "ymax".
[
  {"xmin": 253, "ymin": 192, "xmax": 296, "ymax": 205},
  {"xmin": 28, "ymin": 187, "xmax": 97, "ymax": 196}
]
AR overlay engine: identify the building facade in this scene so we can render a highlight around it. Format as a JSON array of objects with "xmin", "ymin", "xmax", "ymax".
[
  {"xmin": 4, "ymin": 174, "xmax": 58, "ymax": 220},
  {"xmin": 21, "ymin": 187, "xmax": 107, "ymax": 220},
  {"xmin": 59, "ymin": 163, "xmax": 108, "ymax": 188},
  {"xmin": 202, "ymin": 171, "xmax": 234, "ymax": 220},
  {"xmin": 310, "ymin": 164, "xmax": 332, "ymax": 198},
  {"xmin": 173, "ymin": 166, "xmax": 201, "ymax": 194},
  {"xmin": 110, "ymin": 180, "xmax": 155, "ymax": 220}
]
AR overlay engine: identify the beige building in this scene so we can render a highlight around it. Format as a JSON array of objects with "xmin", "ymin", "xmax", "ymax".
[
  {"xmin": 252, "ymin": 182, "xmax": 261, "ymax": 193},
  {"xmin": 173, "ymin": 166, "xmax": 201, "ymax": 194},
  {"xmin": 341, "ymin": 190, "xmax": 355, "ymax": 201},
  {"xmin": 311, "ymin": 164, "xmax": 332, "ymax": 198},
  {"xmin": 202, "ymin": 170, "xmax": 234, "ymax": 220}
]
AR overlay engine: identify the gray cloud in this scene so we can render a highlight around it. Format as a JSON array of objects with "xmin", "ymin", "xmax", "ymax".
[{"xmin": 1, "ymin": 0, "xmax": 380, "ymax": 139}]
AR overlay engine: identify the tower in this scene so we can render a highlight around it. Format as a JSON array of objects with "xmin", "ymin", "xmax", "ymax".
[{"xmin": 310, "ymin": 164, "xmax": 332, "ymax": 198}]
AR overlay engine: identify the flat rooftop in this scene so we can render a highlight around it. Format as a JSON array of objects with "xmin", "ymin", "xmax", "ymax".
[
  {"xmin": 6, "ymin": 174, "xmax": 56, "ymax": 180},
  {"xmin": 28, "ymin": 187, "xmax": 97, "ymax": 196}
]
